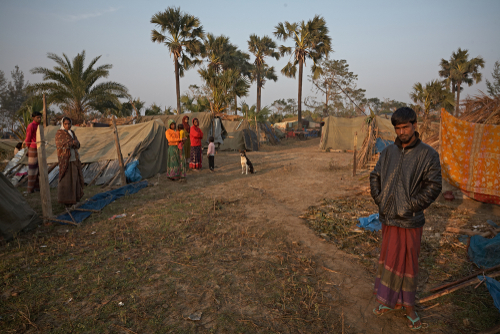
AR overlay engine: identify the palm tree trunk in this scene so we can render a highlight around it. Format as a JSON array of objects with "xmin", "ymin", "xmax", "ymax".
[
  {"xmin": 455, "ymin": 81, "xmax": 461, "ymax": 116},
  {"xmin": 174, "ymin": 57, "xmax": 181, "ymax": 115},
  {"xmin": 297, "ymin": 58, "xmax": 303, "ymax": 128},
  {"xmin": 256, "ymin": 71, "xmax": 261, "ymax": 114}
]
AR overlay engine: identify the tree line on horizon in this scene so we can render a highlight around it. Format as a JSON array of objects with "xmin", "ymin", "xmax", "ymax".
[{"xmin": 1, "ymin": 6, "xmax": 500, "ymax": 140}]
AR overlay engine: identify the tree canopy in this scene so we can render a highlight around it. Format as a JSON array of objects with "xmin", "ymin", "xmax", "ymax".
[
  {"xmin": 29, "ymin": 51, "xmax": 130, "ymax": 124},
  {"xmin": 274, "ymin": 15, "xmax": 332, "ymax": 125},
  {"xmin": 486, "ymin": 60, "xmax": 500, "ymax": 97},
  {"xmin": 151, "ymin": 7, "xmax": 205, "ymax": 114}
]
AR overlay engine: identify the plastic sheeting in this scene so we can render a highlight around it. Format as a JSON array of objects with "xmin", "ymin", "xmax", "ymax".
[
  {"xmin": 0, "ymin": 172, "xmax": 41, "ymax": 239},
  {"xmin": 53, "ymin": 181, "xmax": 148, "ymax": 224},
  {"xmin": 478, "ymin": 275, "xmax": 500, "ymax": 312},
  {"xmin": 125, "ymin": 160, "xmax": 142, "ymax": 183},
  {"xmin": 357, "ymin": 213, "xmax": 382, "ymax": 232},
  {"xmin": 375, "ymin": 138, "xmax": 394, "ymax": 153},
  {"xmin": 468, "ymin": 234, "xmax": 500, "ymax": 268}
]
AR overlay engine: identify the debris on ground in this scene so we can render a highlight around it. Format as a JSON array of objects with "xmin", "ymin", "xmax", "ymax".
[{"xmin": 109, "ymin": 213, "xmax": 127, "ymax": 220}]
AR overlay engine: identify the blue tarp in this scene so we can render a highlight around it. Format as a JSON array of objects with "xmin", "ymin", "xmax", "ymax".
[
  {"xmin": 125, "ymin": 160, "xmax": 142, "ymax": 183},
  {"xmin": 357, "ymin": 213, "xmax": 381, "ymax": 232},
  {"xmin": 375, "ymin": 138, "xmax": 394, "ymax": 153},
  {"xmin": 54, "ymin": 181, "xmax": 148, "ymax": 224},
  {"xmin": 478, "ymin": 275, "xmax": 500, "ymax": 313},
  {"xmin": 469, "ymin": 233, "xmax": 500, "ymax": 268}
]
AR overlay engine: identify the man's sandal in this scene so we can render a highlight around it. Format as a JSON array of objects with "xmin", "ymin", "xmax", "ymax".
[
  {"xmin": 373, "ymin": 304, "xmax": 393, "ymax": 316},
  {"xmin": 407, "ymin": 312, "xmax": 422, "ymax": 330}
]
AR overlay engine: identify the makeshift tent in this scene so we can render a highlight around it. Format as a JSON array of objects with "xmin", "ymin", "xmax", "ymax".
[
  {"xmin": 138, "ymin": 112, "xmax": 213, "ymax": 146},
  {"xmin": 5, "ymin": 119, "xmax": 169, "ymax": 187},
  {"xmin": 0, "ymin": 172, "xmax": 41, "ymax": 239},
  {"xmin": 319, "ymin": 116, "xmax": 393, "ymax": 151},
  {"xmin": 355, "ymin": 116, "xmax": 396, "ymax": 168},
  {"xmin": 0, "ymin": 139, "xmax": 19, "ymax": 152},
  {"xmin": 219, "ymin": 119, "xmax": 258, "ymax": 151}
]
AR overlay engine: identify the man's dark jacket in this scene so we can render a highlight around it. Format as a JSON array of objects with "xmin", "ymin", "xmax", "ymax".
[{"xmin": 370, "ymin": 132, "xmax": 442, "ymax": 228}]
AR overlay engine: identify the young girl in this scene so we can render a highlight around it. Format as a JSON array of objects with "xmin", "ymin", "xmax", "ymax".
[{"xmin": 207, "ymin": 136, "xmax": 215, "ymax": 172}]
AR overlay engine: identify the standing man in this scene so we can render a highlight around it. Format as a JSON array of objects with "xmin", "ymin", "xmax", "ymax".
[
  {"xmin": 370, "ymin": 107, "xmax": 442, "ymax": 330},
  {"xmin": 25, "ymin": 111, "xmax": 42, "ymax": 193}
]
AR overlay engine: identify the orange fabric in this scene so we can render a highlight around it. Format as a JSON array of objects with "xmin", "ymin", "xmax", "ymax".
[
  {"xmin": 440, "ymin": 109, "xmax": 500, "ymax": 204},
  {"xmin": 166, "ymin": 129, "xmax": 181, "ymax": 146}
]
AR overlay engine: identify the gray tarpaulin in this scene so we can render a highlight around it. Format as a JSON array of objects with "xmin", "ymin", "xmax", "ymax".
[{"xmin": 0, "ymin": 172, "xmax": 41, "ymax": 239}]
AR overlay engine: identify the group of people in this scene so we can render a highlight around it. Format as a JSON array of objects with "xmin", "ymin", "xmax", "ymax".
[
  {"xmin": 165, "ymin": 115, "xmax": 215, "ymax": 181},
  {"xmin": 25, "ymin": 112, "xmax": 85, "ymax": 207},
  {"xmin": 23, "ymin": 107, "xmax": 440, "ymax": 331}
]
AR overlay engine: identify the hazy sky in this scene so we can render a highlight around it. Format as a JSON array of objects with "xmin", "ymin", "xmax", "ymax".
[{"xmin": 1, "ymin": 0, "xmax": 499, "ymax": 114}]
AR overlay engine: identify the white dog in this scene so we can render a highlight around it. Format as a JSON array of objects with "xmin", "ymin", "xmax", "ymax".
[{"xmin": 240, "ymin": 150, "xmax": 255, "ymax": 175}]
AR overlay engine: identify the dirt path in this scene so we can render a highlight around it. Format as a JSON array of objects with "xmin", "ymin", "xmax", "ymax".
[{"xmin": 163, "ymin": 138, "xmax": 412, "ymax": 333}]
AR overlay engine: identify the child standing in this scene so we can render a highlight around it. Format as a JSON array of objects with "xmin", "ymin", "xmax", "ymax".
[{"xmin": 207, "ymin": 136, "xmax": 215, "ymax": 172}]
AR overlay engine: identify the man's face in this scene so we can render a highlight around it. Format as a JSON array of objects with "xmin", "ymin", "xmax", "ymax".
[
  {"xmin": 34, "ymin": 116, "xmax": 41, "ymax": 124},
  {"xmin": 394, "ymin": 122, "xmax": 416, "ymax": 144}
]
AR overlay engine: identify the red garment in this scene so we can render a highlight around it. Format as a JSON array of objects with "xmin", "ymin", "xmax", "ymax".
[
  {"xmin": 190, "ymin": 124, "xmax": 203, "ymax": 147},
  {"xmin": 374, "ymin": 224, "xmax": 423, "ymax": 308},
  {"xmin": 182, "ymin": 115, "xmax": 190, "ymax": 134},
  {"xmin": 25, "ymin": 121, "xmax": 39, "ymax": 148}
]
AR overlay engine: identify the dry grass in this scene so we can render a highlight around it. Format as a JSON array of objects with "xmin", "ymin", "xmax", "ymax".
[
  {"xmin": 300, "ymin": 196, "xmax": 500, "ymax": 332},
  {"xmin": 1, "ymin": 191, "xmax": 351, "ymax": 333}
]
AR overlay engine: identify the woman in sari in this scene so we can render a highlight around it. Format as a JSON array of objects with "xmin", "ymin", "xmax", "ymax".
[
  {"xmin": 182, "ymin": 115, "xmax": 191, "ymax": 164},
  {"xmin": 165, "ymin": 120, "xmax": 185, "ymax": 180},
  {"xmin": 55, "ymin": 117, "xmax": 84, "ymax": 205},
  {"xmin": 189, "ymin": 118, "xmax": 203, "ymax": 170}
]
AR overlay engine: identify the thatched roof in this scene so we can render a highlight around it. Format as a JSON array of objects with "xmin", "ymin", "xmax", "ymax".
[{"xmin": 461, "ymin": 92, "xmax": 500, "ymax": 125}]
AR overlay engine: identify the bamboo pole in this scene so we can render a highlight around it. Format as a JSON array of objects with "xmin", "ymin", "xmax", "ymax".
[
  {"xmin": 36, "ymin": 124, "xmax": 53, "ymax": 219},
  {"xmin": 353, "ymin": 132, "xmax": 357, "ymax": 177},
  {"xmin": 112, "ymin": 116, "xmax": 127, "ymax": 186},
  {"xmin": 42, "ymin": 94, "xmax": 48, "ymax": 126},
  {"xmin": 255, "ymin": 115, "xmax": 260, "ymax": 149},
  {"xmin": 419, "ymin": 271, "xmax": 500, "ymax": 303},
  {"xmin": 429, "ymin": 264, "xmax": 500, "ymax": 292}
]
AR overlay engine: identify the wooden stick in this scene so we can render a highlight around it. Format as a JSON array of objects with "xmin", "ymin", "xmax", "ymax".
[
  {"xmin": 112, "ymin": 116, "xmax": 127, "ymax": 186},
  {"xmin": 65, "ymin": 207, "xmax": 78, "ymax": 225},
  {"xmin": 88, "ymin": 160, "xmax": 110, "ymax": 186},
  {"xmin": 103, "ymin": 148, "xmax": 137, "ymax": 188},
  {"xmin": 419, "ymin": 271, "xmax": 500, "ymax": 303},
  {"xmin": 429, "ymin": 264, "xmax": 500, "ymax": 292},
  {"xmin": 37, "ymin": 123, "xmax": 53, "ymax": 219},
  {"xmin": 445, "ymin": 227, "xmax": 493, "ymax": 238},
  {"xmin": 46, "ymin": 217, "xmax": 78, "ymax": 226},
  {"xmin": 353, "ymin": 132, "xmax": 357, "ymax": 176},
  {"xmin": 72, "ymin": 208, "xmax": 100, "ymax": 213},
  {"xmin": 42, "ymin": 94, "xmax": 48, "ymax": 127},
  {"xmin": 421, "ymin": 303, "xmax": 439, "ymax": 311}
]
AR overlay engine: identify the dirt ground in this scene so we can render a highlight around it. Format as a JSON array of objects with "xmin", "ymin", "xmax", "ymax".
[{"xmin": 2, "ymin": 137, "xmax": 500, "ymax": 333}]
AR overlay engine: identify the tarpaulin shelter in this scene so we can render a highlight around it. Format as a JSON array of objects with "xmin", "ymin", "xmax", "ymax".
[
  {"xmin": 6, "ymin": 119, "xmax": 169, "ymax": 187},
  {"xmin": 0, "ymin": 172, "xmax": 41, "ymax": 239},
  {"xmin": 219, "ymin": 119, "xmax": 258, "ymax": 151},
  {"xmin": 0, "ymin": 139, "xmax": 19, "ymax": 152},
  {"xmin": 319, "ymin": 116, "xmax": 394, "ymax": 151}
]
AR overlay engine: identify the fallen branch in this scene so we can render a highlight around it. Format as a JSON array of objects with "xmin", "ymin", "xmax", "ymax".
[
  {"xmin": 445, "ymin": 227, "xmax": 497, "ymax": 238},
  {"xmin": 429, "ymin": 264, "xmax": 500, "ymax": 292},
  {"xmin": 419, "ymin": 271, "xmax": 500, "ymax": 303}
]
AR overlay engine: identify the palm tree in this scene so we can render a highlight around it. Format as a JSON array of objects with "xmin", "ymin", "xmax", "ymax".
[
  {"xmin": 29, "ymin": 51, "xmax": 129, "ymax": 124},
  {"xmin": 410, "ymin": 80, "xmax": 454, "ymax": 138},
  {"xmin": 202, "ymin": 34, "xmax": 251, "ymax": 114},
  {"xmin": 248, "ymin": 35, "xmax": 280, "ymax": 115},
  {"xmin": 439, "ymin": 48, "xmax": 485, "ymax": 116},
  {"xmin": 274, "ymin": 15, "xmax": 332, "ymax": 126},
  {"xmin": 151, "ymin": 7, "xmax": 205, "ymax": 114}
]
